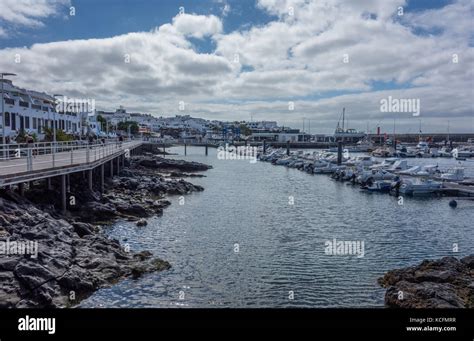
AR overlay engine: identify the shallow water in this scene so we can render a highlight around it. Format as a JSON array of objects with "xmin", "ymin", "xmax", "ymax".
[{"xmin": 81, "ymin": 146, "xmax": 474, "ymax": 308}]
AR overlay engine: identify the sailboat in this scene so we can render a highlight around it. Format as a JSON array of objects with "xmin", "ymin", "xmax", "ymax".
[{"xmin": 333, "ymin": 108, "xmax": 366, "ymax": 143}]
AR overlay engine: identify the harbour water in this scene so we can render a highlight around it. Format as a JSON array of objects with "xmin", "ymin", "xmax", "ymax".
[{"xmin": 81, "ymin": 146, "xmax": 474, "ymax": 308}]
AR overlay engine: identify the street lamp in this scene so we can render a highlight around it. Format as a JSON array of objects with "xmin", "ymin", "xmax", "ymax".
[{"xmin": 1, "ymin": 72, "xmax": 17, "ymax": 159}]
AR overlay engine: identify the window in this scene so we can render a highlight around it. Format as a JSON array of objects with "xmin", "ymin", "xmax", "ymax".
[
  {"xmin": 33, "ymin": 117, "xmax": 37, "ymax": 129},
  {"xmin": 4, "ymin": 112, "xmax": 10, "ymax": 126},
  {"xmin": 25, "ymin": 116, "xmax": 30, "ymax": 129}
]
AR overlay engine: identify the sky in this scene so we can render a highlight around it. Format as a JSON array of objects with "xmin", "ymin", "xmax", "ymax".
[{"xmin": 0, "ymin": 0, "xmax": 473, "ymax": 134}]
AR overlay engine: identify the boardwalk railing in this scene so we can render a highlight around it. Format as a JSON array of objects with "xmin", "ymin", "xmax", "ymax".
[{"xmin": 0, "ymin": 139, "xmax": 140, "ymax": 175}]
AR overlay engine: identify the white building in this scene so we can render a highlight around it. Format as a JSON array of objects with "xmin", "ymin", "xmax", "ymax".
[
  {"xmin": 1, "ymin": 79, "xmax": 84, "ymax": 141},
  {"xmin": 246, "ymin": 120, "xmax": 278, "ymax": 130}
]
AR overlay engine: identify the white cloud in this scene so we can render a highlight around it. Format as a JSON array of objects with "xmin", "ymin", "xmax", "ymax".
[
  {"xmin": 0, "ymin": 0, "xmax": 69, "ymax": 28},
  {"xmin": 172, "ymin": 13, "xmax": 223, "ymax": 39},
  {"xmin": 0, "ymin": 1, "xmax": 472, "ymax": 133}
]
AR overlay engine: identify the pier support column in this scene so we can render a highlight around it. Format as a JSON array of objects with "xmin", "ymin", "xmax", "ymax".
[
  {"xmin": 100, "ymin": 164, "xmax": 105, "ymax": 194},
  {"xmin": 122, "ymin": 155, "xmax": 125, "ymax": 168},
  {"xmin": 110, "ymin": 160, "xmax": 114, "ymax": 177},
  {"xmin": 18, "ymin": 183, "xmax": 25, "ymax": 196},
  {"xmin": 67, "ymin": 174, "xmax": 71, "ymax": 192},
  {"xmin": 88, "ymin": 169, "xmax": 93, "ymax": 192},
  {"xmin": 61, "ymin": 175, "xmax": 67, "ymax": 213},
  {"xmin": 116, "ymin": 157, "xmax": 120, "ymax": 175},
  {"xmin": 205, "ymin": 143, "xmax": 208, "ymax": 156},
  {"xmin": 263, "ymin": 140, "xmax": 267, "ymax": 154},
  {"xmin": 184, "ymin": 144, "xmax": 187, "ymax": 155},
  {"xmin": 337, "ymin": 141, "xmax": 343, "ymax": 165},
  {"xmin": 286, "ymin": 141, "xmax": 290, "ymax": 156},
  {"xmin": 47, "ymin": 178, "xmax": 52, "ymax": 190}
]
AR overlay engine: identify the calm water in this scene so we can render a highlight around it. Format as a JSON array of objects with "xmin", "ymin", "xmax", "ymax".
[{"xmin": 81, "ymin": 146, "xmax": 474, "ymax": 308}]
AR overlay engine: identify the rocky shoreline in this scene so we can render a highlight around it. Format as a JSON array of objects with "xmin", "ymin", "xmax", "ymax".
[
  {"xmin": 378, "ymin": 255, "xmax": 474, "ymax": 308},
  {"xmin": 0, "ymin": 153, "xmax": 211, "ymax": 308}
]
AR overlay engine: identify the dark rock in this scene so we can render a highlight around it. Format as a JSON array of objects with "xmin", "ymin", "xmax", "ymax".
[
  {"xmin": 72, "ymin": 222, "xmax": 94, "ymax": 237},
  {"xmin": 136, "ymin": 219, "xmax": 147, "ymax": 227},
  {"xmin": 379, "ymin": 255, "xmax": 474, "ymax": 308}
]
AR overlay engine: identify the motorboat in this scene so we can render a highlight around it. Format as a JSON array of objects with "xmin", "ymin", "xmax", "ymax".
[
  {"xmin": 416, "ymin": 141, "xmax": 430, "ymax": 152},
  {"xmin": 386, "ymin": 160, "xmax": 409, "ymax": 172},
  {"xmin": 438, "ymin": 147, "xmax": 452, "ymax": 158},
  {"xmin": 370, "ymin": 157, "xmax": 399, "ymax": 170},
  {"xmin": 396, "ymin": 147, "xmax": 418, "ymax": 158},
  {"xmin": 357, "ymin": 169, "xmax": 396, "ymax": 184},
  {"xmin": 439, "ymin": 167, "xmax": 465, "ymax": 182},
  {"xmin": 313, "ymin": 163, "xmax": 340, "ymax": 174},
  {"xmin": 414, "ymin": 164, "xmax": 440, "ymax": 177},
  {"xmin": 398, "ymin": 179, "xmax": 442, "ymax": 196},
  {"xmin": 399, "ymin": 165, "xmax": 421, "ymax": 176},
  {"xmin": 343, "ymin": 155, "xmax": 375, "ymax": 168},
  {"xmin": 362, "ymin": 180, "xmax": 392, "ymax": 193}
]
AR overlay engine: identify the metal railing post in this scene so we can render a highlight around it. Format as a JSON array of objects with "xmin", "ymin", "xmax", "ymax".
[
  {"xmin": 52, "ymin": 143, "xmax": 55, "ymax": 167},
  {"xmin": 27, "ymin": 148, "xmax": 33, "ymax": 171}
]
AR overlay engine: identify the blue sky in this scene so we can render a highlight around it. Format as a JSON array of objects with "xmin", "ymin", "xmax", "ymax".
[
  {"xmin": 1, "ymin": 0, "xmax": 452, "ymax": 49},
  {"xmin": 0, "ymin": 0, "xmax": 278, "ymax": 49},
  {"xmin": 0, "ymin": 0, "xmax": 472, "ymax": 133}
]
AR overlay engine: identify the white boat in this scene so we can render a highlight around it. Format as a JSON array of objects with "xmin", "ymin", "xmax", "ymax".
[
  {"xmin": 439, "ymin": 167, "xmax": 465, "ymax": 182},
  {"xmin": 313, "ymin": 163, "xmax": 340, "ymax": 174},
  {"xmin": 413, "ymin": 164, "xmax": 440, "ymax": 177},
  {"xmin": 399, "ymin": 165, "xmax": 421, "ymax": 175},
  {"xmin": 387, "ymin": 160, "xmax": 409, "ymax": 172},
  {"xmin": 362, "ymin": 180, "xmax": 392, "ymax": 192},
  {"xmin": 399, "ymin": 179, "xmax": 442, "ymax": 196},
  {"xmin": 358, "ymin": 169, "xmax": 396, "ymax": 184},
  {"xmin": 343, "ymin": 155, "xmax": 375, "ymax": 167},
  {"xmin": 416, "ymin": 141, "xmax": 430, "ymax": 152},
  {"xmin": 438, "ymin": 147, "xmax": 452, "ymax": 157}
]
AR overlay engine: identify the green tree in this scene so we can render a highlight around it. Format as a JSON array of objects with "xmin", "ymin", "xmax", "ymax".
[
  {"xmin": 118, "ymin": 121, "xmax": 139, "ymax": 134},
  {"xmin": 239, "ymin": 124, "xmax": 252, "ymax": 136},
  {"xmin": 43, "ymin": 127, "xmax": 73, "ymax": 142}
]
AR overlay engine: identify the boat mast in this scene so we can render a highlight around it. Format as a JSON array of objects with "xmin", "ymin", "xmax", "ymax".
[
  {"xmin": 342, "ymin": 107, "xmax": 345, "ymax": 132},
  {"xmin": 418, "ymin": 119, "xmax": 422, "ymax": 142},
  {"xmin": 447, "ymin": 120, "xmax": 450, "ymax": 143},
  {"xmin": 393, "ymin": 118, "xmax": 396, "ymax": 147}
]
